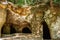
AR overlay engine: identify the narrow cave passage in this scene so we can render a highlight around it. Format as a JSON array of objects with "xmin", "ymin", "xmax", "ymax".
[
  {"xmin": 1, "ymin": 25, "xmax": 11, "ymax": 34},
  {"xmin": 1, "ymin": 24, "xmax": 17, "ymax": 34},
  {"xmin": 10, "ymin": 24, "xmax": 16, "ymax": 34},
  {"xmin": 1, "ymin": 24, "xmax": 32, "ymax": 34},
  {"xmin": 42, "ymin": 21, "xmax": 51, "ymax": 39},
  {"xmin": 22, "ymin": 27, "xmax": 32, "ymax": 33}
]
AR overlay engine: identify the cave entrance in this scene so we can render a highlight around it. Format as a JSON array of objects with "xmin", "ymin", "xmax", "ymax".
[
  {"xmin": 1, "ymin": 24, "xmax": 32, "ymax": 34},
  {"xmin": 22, "ymin": 27, "xmax": 32, "ymax": 33},
  {"xmin": 10, "ymin": 24, "xmax": 16, "ymax": 34},
  {"xmin": 1, "ymin": 24, "xmax": 16, "ymax": 34},
  {"xmin": 42, "ymin": 21, "xmax": 51, "ymax": 39}
]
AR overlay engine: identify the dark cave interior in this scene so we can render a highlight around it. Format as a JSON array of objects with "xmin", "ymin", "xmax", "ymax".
[
  {"xmin": 42, "ymin": 21, "xmax": 51, "ymax": 39},
  {"xmin": 22, "ymin": 27, "xmax": 32, "ymax": 33},
  {"xmin": 10, "ymin": 25, "xmax": 32, "ymax": 34},
  {"xmin": 1, "ymin": 24, "xmax": 32, "ymax": 34},
  {"xmin": 1, "ymin": 21, "xmax": 51, "ymax": 39}
]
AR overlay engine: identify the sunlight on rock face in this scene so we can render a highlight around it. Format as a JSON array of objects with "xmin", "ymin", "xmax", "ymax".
[
  {"xmin": 7, "ymin": 6, "xmax": 33, "ymax": 23},
  {"xmin": 0, "ymin": 7, "xmax": 6, "ymax": 37},
  {"xmin": 51, "ymin": 16, "xmax": 60, "ymax": 38},
  {"xmin": 44, "ymin": 8, "xmax": 60, "ymax": 39}
]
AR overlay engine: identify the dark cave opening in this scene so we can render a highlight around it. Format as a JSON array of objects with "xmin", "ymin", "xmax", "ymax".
[
  {"xmin": 22, "ymin": 27, "xmax": 32, "ymax": 33},
  {"xmin": 42, "ymin": 21, "xmax": 51, "ymax": 39},
  {"xmin": 1, "ymin": 24, "xmax": 32, "ymax": 34},
  {"xmin": 1, "ymin": 26, "xmax": 6, "ymax": 34},
  {"xmin": 1, "ymin": 24, "xmax": 17, "ymax": 34},
  {"xmin": 10, "ymin": 24, "xmax": 16, "ymax": 34},
  {"xmin": 1, "ymin": 25, "xmax": 11, "ymax": 34}
]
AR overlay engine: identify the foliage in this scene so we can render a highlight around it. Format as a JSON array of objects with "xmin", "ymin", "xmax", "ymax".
[
  {"xmin": 8, "ymin": 0, "xmax": 60, "ymax": 6},
  {"xmin": 8, "ymin": 0, "xmax": 14, "ymax": 3},
  {"xmin": 8, "ymin": 0, "xmax": 41, "ymax": 6},
  {"xmin": 53, "ymin": 0, "xmax": 60, "ymax": 4}
]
